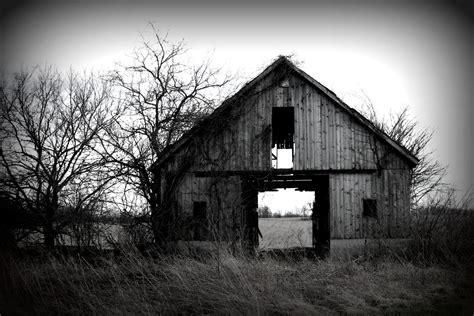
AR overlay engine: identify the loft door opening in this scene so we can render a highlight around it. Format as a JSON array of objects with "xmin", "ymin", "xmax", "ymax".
[{"xmin": 272, "ymin": 107, "xmax": 294, "ymax": 169}]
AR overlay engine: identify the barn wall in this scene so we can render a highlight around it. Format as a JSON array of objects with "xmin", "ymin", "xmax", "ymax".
[
  {"xmin": 290, "ymin": 75, "xmax": 383, "ymax": 170},
  {"xmin": 169, "ymin": 173, "xmax": 243, "ymax": 241},
  {"xmin": 329, "ymin": 164, "xmax": 411, "ymax": 239},
  {"xmin": 163, "ymin": 74, "xmax": 274, "ymax": 174},
  {"xmin": 158, "ymin": 69, "xmax": 413, "ymax": 240},
  {"xmin": 163, "ymin": 72, "xmax": 411, "ymax": 175}
]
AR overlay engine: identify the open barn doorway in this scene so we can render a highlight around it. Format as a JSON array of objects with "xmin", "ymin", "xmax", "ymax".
[
  {"xmin": 241, "ymin": 174, "xmax": 330, "ymax": 255},
  {"xmin": 258, "ymin": 189, "xmax": 314, "ymax": 249}
]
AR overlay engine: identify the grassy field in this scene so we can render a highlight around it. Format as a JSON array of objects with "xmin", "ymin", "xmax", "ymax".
[
  {"xmin": 259, "ymin": 217, "xmax": 312, "ymax": 249},
  {"xmin": 2, "ymin": 210, "xmax": 473, "ymax": 314},
  {"xmin": 1, "ymin": 248, "xmax": 473, "ymax": 315},
  {"xmin": 258, "ymin": 218, "xmax": 412, "ymax": 257}
]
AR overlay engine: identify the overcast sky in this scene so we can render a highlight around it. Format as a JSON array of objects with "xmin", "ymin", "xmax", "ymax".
[{"xmin": 1, "ymin": 0, "xmax": 472, "ymax": 207}]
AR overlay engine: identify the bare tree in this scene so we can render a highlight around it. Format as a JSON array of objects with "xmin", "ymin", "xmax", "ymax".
[
  {"xmin": 356, "ymin": 94, "xmax": 447, "ymax": 206},
  {"xmin": 103, "ymin": 26, "xmax": 231, "ymax": 244},
  {"xmin": 257, "ymin": 206, "xmax": 272, "ymax": 218},
  {"xmin": 0, "ymin": 68, "xmax": 116, "ymax": 247}
]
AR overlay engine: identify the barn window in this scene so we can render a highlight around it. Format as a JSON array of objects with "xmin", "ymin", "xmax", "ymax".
[
  {"xmin": 362, "ymin": 198, "xmax": 377, "ymax": 218},
  {"xmin": 193, "ymin": 201, "xmax": 208, "ymax": 240},
  {"xmin": 272, "ymin": 107, "xmax": 294, "ymax": 169}
]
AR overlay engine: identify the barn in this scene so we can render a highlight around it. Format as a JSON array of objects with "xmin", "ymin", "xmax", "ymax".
[{"xmin": 150, "ymin": 56, "xmax": 418, "ymax": 254}]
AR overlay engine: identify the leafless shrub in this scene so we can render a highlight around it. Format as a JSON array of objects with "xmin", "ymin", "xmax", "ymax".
[
  {"xmin": 408, "ymin": 189, "xmax": 474, "ymax": 265},
  {"xmin": 117, "ymin": 209, "xmax": 155, "ymax": 251}
]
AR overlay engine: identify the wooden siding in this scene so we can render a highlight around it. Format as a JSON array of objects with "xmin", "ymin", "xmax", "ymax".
[
  {"xmin": 329, "ymin": 166, "xmax": 411, "ymax": 239},
  {"xmin": 163, "ymin": 73, "xmax": 411, "ymax": 175},
  {"xmin": 170, "ymin": 173, "xmax": 243, "ymax": 240},
  {"xmin": 159, "ymin": 71, "xmax": 413, "ymax": 239}
]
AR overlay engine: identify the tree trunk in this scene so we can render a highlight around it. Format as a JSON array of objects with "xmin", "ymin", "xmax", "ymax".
[
  {"xmin": 0, "ymin": 228, "xmax": 18, "ymax": 251},
  {"xmin": 151, "ymin": 205, "xmax": 171, "ymax": 248},
  {"xmin": 43, "ymin": 207, "xmax": 56, "ymax": 247},
  {"xmin": 43, "ymin": 221, "xmax": 55, "ymax": 247}
]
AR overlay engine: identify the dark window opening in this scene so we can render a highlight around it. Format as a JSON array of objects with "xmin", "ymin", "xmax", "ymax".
[
  {"xmin": 272, "ymin": 107, "xmax": 294, "ymax": 169},
  {"xmin": 272, "ymin": 107, "xmax": 294, "ymax": 149},
  {"xmin": 363, "ymin": 198, "xmax": 377, "ymax": 218},
  {"xmin": 193, "ymin": 201, "xmax": 208, "ymax": 240}
]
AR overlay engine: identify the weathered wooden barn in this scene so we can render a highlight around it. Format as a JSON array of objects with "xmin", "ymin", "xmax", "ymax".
[{"xmin": 151, "ymin": 56, "xmax": 418, "ymax": 253}]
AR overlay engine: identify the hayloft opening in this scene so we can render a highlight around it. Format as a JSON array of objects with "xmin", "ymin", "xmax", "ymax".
[{"xmin": 272, "ymin": 107, "xmax": 294, "ymax": 169}]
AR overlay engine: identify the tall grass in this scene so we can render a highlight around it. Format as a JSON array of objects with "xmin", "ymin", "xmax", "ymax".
[
  {"xmin": 2, "ymin": 191, "xmax": 473, "ymax": 314},
  {"xmin": 1, "ymin": 245, "xmax": 473, "ymax": 315}
]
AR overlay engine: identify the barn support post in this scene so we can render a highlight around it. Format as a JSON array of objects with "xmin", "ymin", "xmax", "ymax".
[
  {"xmin": 241, "ymin": 177, "xmax": 259, "ymax": 256},
  {"xmin": 150, "ymin": 170, "xmax": 162, "ymax": 245},
  {"xmin": 312, "ymin": 175, "xmax": 330, "ymax": 257}
]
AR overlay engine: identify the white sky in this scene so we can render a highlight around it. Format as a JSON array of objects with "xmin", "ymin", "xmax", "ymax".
[
  {"xmin": 1, "ymin": 0, "xmax": 472, "ymax": 204},
  {"xmin": 259, "ymin": 189, "xmax": 314, "ymax": 215}
]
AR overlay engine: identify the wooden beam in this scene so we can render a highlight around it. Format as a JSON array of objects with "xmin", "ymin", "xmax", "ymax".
[{"xmin": 194, "ymin": 168, "xmax": 377, "ymax": 178}]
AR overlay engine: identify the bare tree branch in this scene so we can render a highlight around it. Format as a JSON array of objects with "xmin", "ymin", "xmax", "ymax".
[
  {"xmin": 356, "ymin": 95, "xmax": 447, "ymax": 206},
  {"xmin": 103, "ymin": 26, "xmax": 231, "ymax": 243}
]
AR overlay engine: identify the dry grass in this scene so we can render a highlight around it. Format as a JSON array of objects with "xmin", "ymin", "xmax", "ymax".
[
  {"xmin": 2, "ymin": 197, "xmax": 473, "ymax": 315},
  {"xmin": 259, "ymin": 217, "xmax": 311, "ymax": 249},
  {"xmin": 1, "ymin": 246, "xmax": 473, "ymax": 315}
]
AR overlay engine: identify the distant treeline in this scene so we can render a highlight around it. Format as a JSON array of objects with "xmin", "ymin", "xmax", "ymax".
[{"xmin": 257, "ymin": 206, "xmax": 310, "ymax": 218}]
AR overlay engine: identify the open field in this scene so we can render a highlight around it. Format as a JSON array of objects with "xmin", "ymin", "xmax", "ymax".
[
  {"xmin": 258, "ymin": 218, "xmax": 412, "ymax": 257},
  {"xmin": 259, "ymin": 217, "xmax": 312, "ymax": 249}
]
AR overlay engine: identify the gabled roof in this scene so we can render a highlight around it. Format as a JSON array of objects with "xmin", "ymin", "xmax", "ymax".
[{"xmin": 151, "ymin": 56, "xmax": 419, "ymax": 170}]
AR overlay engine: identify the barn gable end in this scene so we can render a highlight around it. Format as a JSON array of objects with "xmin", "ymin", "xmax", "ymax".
[{"xmin": 152, "ymin": 56, "xmax": 418, "ymax": 248}]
